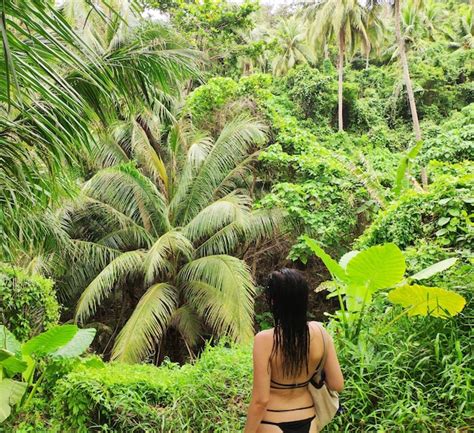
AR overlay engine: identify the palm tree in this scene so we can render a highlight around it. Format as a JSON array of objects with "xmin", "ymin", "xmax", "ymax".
[
  {"xmin": 304, "ymin": 0, "xmax": 372, "ymax": 131},
  {"xmin": 0, "ymin": 0, "xmax": 199, "ymax": 260},
  {"xmin": 393, "ymin": 0, "xmax": 422, "ymax": 142},
  {"xmin": 360, "ymin": 2, "xmax": 386, "ymax": 69},
  {"xmin": 444, "ymin": 3, "xmax": 474, "ymax": 50},
  {"xmin": 60, "ymin": 115, "xmax": 280, "ymax": 363},
  {"xmin": 271, "ymin": 16, "xmax": 314, "ymax": 76}
]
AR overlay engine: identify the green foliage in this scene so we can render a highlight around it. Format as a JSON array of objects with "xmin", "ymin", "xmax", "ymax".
[
  {"xmin": 326, "ymin": 298, "xmax": 473, "ymax": 431},
  {"xmin": 0, "ymin": 264, "xmax": 59, "ymax": 341},
  {"xmin": 185, "ymin": 77, "xmax": 239, "ymax": 124},
  {"xmin": 0, "ymin": 324, "xmax": 96, "ymax": 424},
  {"xmin": 49, "ymin": 342, "xmax": 252, "ymax": 432},
  {"xmin": 259, "ymin": 181, "xmax": 358, "ymax": 261},
  {"xmin": 284, "ymin": 65, "xmax": 338, "ymax": 124},
  {"xmin": 169, "ymin": 0, "xmax": 259, "ymax": 77},
  {"xmin": 358, "ymin": 161, "xmax": 473, "ymax": 250},
  {"xmin": 305, "ymin": 238, "xmax": 465, "ymax": 338},
  {"xmin": 418, "ymin": 104, "xmax": 474, "ymax": 166}
]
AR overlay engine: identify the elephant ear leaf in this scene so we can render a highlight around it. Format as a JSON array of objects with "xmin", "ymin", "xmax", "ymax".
[
  {"xmin": 22, "ymin": 325, "xmax": 78, "ymax": 357},
  {"xmin": 0, "ymin": 326, "xmax": 21, "ymax": 355},
  {"xmin": 0, "ymin": 379, "xmax": 27, "ymax": 423},
  {"xmin": 388, "ymin": 284, "xmax": 466, "ymax": 318},
  {"xmin": 346, "ymin": 243, "xmax": 406, "ymax": 291},
  {"xmin": 51, "ymin": 328, "xmax": 96, "ymax": 358}
]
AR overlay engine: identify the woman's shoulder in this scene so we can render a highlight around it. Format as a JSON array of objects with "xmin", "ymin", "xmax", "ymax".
[
  {"xmin": 253, "ymin": 329, "xmax": 274, "ymax": 353},
  {"xmin": 255, "ymin": 328, "xmax": 274, "ymax": 341}
]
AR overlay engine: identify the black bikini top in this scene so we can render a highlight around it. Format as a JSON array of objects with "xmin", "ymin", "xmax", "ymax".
[
  {"xmin": 270, "ymin": 358, "xmax": 324, "ymax": 389},
  {"xmin": 270, "ymin": 323, "xmax": 326, "ymax": 390}
]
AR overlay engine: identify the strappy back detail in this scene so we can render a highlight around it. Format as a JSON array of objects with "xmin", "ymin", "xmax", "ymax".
[
  {"xmin": 270, "ymin": 378, "xmax": 311, "ymax": 389},
  {"xmin": 269, "ymin": 324, "xmax": 326, "ymax": 390}
]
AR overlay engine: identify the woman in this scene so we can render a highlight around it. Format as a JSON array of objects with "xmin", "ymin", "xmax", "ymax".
[{"xmin": 244, "ymin": 268, "xmax": 344, "ymax": 433}]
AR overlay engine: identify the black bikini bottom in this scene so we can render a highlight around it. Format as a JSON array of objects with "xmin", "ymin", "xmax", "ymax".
[{"xmin": 261, "ymin": 416, "xmax": 316, "ymax": 433}]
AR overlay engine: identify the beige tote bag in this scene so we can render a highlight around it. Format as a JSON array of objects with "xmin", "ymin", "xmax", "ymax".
[{"xmin": 308, "ymin": 323, "xmax": 339, "ymax": 431}]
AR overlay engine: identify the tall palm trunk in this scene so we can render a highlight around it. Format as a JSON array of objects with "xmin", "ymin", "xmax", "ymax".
[
  {"xmin": 394, "ymin": 0, "xmax": 421, "ymax": 141},
  {"xmin": 394, "ymin": 0, "xmax": 427, "ymax": 186},
  {"xmin": 338, "ymin": 28, "xmax": 345, "ymax": 131}
]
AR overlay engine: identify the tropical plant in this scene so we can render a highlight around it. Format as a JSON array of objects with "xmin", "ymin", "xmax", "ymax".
[
  {"xmin": 359, "ymin": 2, "xmax": 386, "ymax": 68},
  {"xmin": 393, "ymin": 0, "xmax": 423, "ymax": 141},
  {"xmin": 270, "ymin": 16, "xmax": 314, "ymax": 76},
  {"xmin": 443, "ymin": 3, "xmax": 474, "ymax": 50},
  {"xmin": 304, "ymin": 0, "xmax": 373, "ymax": 130},
  {"xmin": 0, "ymin": 0, "xmax": 199, "ymax": 261},
  {"xmin": 0, "ymin": 264, "xmax": 59, "ymax": 341},
  {"xmin": 0, "ymin": 324, "xmax": 96, "ymax": 423},
  {"xmin": 305, "ymin": 237, "xmax": 466, "ymax": 339},
  {"xmin": 59, "ymin": 114, "xmax": 280, "ymax": 363}
]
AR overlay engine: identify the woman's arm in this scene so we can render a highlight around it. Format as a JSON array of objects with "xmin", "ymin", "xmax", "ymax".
[
  {"xmin": 244, "ymin": 332, "xmax": 272, "ymax": 433},
  {"xmin": 322, "ymin": 330, "xmax": 344, "ymax": 392}
]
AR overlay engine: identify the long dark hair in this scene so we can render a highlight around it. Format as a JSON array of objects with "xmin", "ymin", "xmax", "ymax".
[{"xmin": 266, "ymin": 268, "xmax": 310, "ymax": 378}]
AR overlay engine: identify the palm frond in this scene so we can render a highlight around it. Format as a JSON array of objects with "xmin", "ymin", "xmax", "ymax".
[
  {"xmin": 175, "ymin": 116, "xmax": 267, "ymax": 225},
  {"xmin": 75, "ymin": 250, "xmax": 145, "ymax": 323},
  {"xmin": 131, "ymin": 120, "xmax": 169, "ymax": 192},
  {"xmin": 171, "ymin": 305, "xmax": 202, "ymax": 347},
  {"xmin": 183, "ymin": 194, "xmax": 251, "ymax": 244},
  {"xmin": 83, "ymin": 164, "xmax": 169, "ymax": 234},
  {"xmin": 178, "ymin": 255, "xmax": 255, "ymax": 342},
  {"xmin": 144, "ymin": 230, "xmax": 194, "ymax": 285},
  {"xmin": 112, "ymin": 282, "xmax": 177, "ymax": 363}
]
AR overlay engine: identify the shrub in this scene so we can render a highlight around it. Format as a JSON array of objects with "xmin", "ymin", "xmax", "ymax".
[
  {"xmin": 185, "ymin": 77, "xmax": 239, "ymax": 123},
  {"xmin": 284, "ymin": 65, "xmax": 338, "ymax": 124},
  {"xmin": 357, "ymin": 162, "xmax": 473, "ymax": 250},
  {"xmin": 327, "ymin": 294, "xmax": 472, "ymax": 432},
  {"xmin": 418, "ymin": 104, "xmax": 474, "ymax": 166},
  {"xmin": 0, "ymin": 264, "xmax": 59, "ymax": 340},
  {"xmin": 50, "ymin": 342, "xmax": 252, "ymax": 432}
]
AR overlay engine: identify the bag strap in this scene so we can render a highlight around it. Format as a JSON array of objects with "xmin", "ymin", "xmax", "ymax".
[{"xmin": 314, "ymin": 322, "xmax": 328, "ymax": 375}]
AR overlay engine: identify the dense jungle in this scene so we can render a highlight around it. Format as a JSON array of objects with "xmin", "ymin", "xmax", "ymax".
[{"xmin": 0, "ymin": 0, "xmax": 472, "ymax": 431}]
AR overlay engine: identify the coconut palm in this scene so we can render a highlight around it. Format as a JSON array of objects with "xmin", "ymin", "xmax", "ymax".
[
  {"xmin": 61, "ymin": 114, "xmax": 280, "ymax": 363},
  {"xmin": 304, "ymin": 0, "xmax": 372, "ymax": 131},
  {"xmin": 393, "ymin": 0, "xmax": 422, "ymax": 144},
  {"xmin": 271, "ymin": 16, "xmax": 314, "ymax": 76},
  {"xmin": 360, "ymin": 2, "xmax": 386, "ymax": 68},
  {"xmin": 0, "ymin": 0, "xmax": 199, "ymax": 260},
  {"xmin": 444, "ymin": 3, "xmax": 474, "ymax": 50}
]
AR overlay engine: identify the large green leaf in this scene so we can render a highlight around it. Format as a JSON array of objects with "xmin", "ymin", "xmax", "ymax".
[
  {"xmin": 339, "ymin": 251, "xmax": 359, "ymax": 269},
  {"xmin": 410, "ymin": 258, "xmax": 458, "ymax": 281},
  {"xmin": 0, "ymin": 326, "xmax": 20, "ymax": 355},
  {"xmin": 22, "ymin": 325, "xmax": 78, "ymax": 357},
  {"xmin": 0, "ymin": 356, "xmax": 28, "ymax": 376},
  {"xmin": 304, "ymin": 237, "xmax": 347, "ymax": 281},
  {"xmin": 346, "ymin": 243, "xmax": 406, "ymax": 291},
  {"xmin": 0, "ymin": 379, "xmax": 27, "ymax": 423},
  {"xmin": 0, "ymin": 349, "xmax": 14, "ymax": 362},
  {"xmin": 388, "ymin": 284, "xmax": 467, "ymax": 318},
  {"xmin": 51, "ymin": 328, "xmax": 96, "ymax": 358}
]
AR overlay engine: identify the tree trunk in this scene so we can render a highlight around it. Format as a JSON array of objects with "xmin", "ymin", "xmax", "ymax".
[
  {"xmin": 394, "ymin": 0, "xmax": 427, "ymax": 187},
  {"xmin": 338, "ymin": 28, "xmax": 345, "ymax": 132}
]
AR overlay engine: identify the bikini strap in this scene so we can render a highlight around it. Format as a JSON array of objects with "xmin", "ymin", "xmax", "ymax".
[
  {"xmin": 270, "ymin": 378, "xmax": 311, "ymax": 388},
  {"xmin": 267, "ymin": 404, "xmax": 314, "ymax": 412}
]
